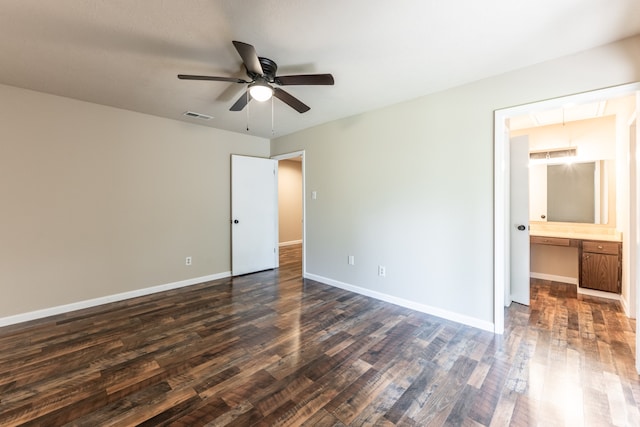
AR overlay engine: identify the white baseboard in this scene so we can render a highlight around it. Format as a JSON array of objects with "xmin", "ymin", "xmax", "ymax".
[
  {"xmin": 0, "ymin": 272, "xmax": 231, "ymax": 328},
  {"xmin": 577, "ymin": 287, "xmax": 621, "ymax": 301},
  {"xmin": 279, "ymin": 240, "xmax": 303, "ymax": 247},
  {"xmin": 530, "ymin": 272, "xmax": 621, "ymax": 301},
  {"xmin": 304, "ymin": 273, "xmax": 495, "ymax": 333},
  {"xmin": 620, "ymin": 294, "xmax": 631, "ymax": 316},
  {"xmin": 530, "ymin": 272, "xmax": 578, "ymax": 285}
]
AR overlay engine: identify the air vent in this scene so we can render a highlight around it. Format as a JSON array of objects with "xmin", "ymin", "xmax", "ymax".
[
  {"xmin": 529, "ymin": 147, "xmax": 577, "ymax": 161},
  {"xmin": 183, "ymin": 111, "xmax": 213, "ymax": 120}
]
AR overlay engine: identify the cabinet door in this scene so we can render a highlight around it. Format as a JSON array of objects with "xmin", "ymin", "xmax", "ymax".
[{"xmin": 581, "ymin": 252, "xmax": 619, "ymax": 293}]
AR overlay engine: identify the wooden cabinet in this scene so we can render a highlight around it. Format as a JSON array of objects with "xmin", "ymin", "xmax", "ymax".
[
  {"xmin": 530, "ymin": 236, "xmax": 622, "ymax": 294},
  {"xmin": 530, "ymin": 236, "xmax": 578, "ymax": 247},
  {"xmin": 580, "ymin": 240, "xmax": 621, "ymax": 293}
]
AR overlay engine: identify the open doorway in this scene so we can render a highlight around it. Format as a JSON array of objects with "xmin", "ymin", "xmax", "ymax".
[
  {"xmin": 494, "ymin": 82, "xmax": 640, "ymax": 371},
  {"xmin": 273, "ymin": 151, "xmax": 305, "ymax": 277},
  {"xmin": 510, "ymin": 97, "xmax": 634, "ymax": 302}
]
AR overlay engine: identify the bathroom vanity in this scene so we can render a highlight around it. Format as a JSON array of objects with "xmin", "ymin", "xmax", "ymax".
[{"xmin": 530, "ymin": 223, "xmax": 622, "ymax": 294}]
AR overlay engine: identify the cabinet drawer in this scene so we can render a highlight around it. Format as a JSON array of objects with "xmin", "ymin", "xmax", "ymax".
[
  {"xmin": 583, "ymin": 241, "xmax": 619, "ymax": 255},
  {"xmin": 530, "ymin": 236, "xmax": 571, "ymax": 246}
]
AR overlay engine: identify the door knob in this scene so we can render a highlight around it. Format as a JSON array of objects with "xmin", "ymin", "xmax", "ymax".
[
  {"xmin": 517, "ymin": 224, "xmax": 526, "ymax": 231},
  {"xmin": 233, "ymin": 219, "xmax": 239, "ymax": 224}
]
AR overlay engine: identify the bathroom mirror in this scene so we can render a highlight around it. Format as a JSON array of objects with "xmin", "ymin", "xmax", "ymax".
[{"xmin": 529, "ymin": 159, "xmax": 615, "ymax": 224}]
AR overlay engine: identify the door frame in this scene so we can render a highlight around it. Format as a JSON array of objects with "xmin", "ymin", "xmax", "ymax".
[
  {"xmin": 494, "ymin": 82, "xmax": 640, "ymax": 335},
  {"xmin": 272, "ymin": 150, "xmax": 306, "ymax": 276}
]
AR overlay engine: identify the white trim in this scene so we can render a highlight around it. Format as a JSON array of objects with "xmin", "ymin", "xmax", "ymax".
[
  {"xmin": 577, "ymin": 286, "xmax": 621, "ymax": 301},
  {"xmin": 0, "ymin": 272, "xmax": 231, "ymax": 328},
  {"xmin": 494, "ymin": 113, "xmax": 507, "ymax": 333},
  {"xmin": 271, "ymin": 150, "xmax": 305, "ymax": 160},
  {"xmin": 304, "ymin": 273, "xmax": 495, "ymax": 333},
  {"xmin": 629, "ymin": 108, "xmax": 639, "ymax": 320},
  {"xmin": 621, "ymin": 293, "xmax": 630, "ymax": 314},
  {"xmin": 531, "ymin": 272, "xmax": 626, "ymax": 302},
  {"xmin": 274, "ymin": 160, "xmax": 280, "ymax": 269},
  {"xmin": 530, "ymin": 273, "xmax": 621, "ymax": 300},
  {"xmin": 279, "ymin": 239, "xmax": 303, "ymax": 247},
  {"xmin": 530, "ymin": 272, "xmax": 578, "ymax": 285}
]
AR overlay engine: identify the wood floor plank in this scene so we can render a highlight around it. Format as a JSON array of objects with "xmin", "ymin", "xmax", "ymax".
[
  {"xmin": 0, "ymin": 249, "xmax": 638, "ymax": 426},
  {"xmin": 383, "ymin": 361, "xmax": 438, "ymax": 423},
  {"xmin": 409, "ymin": 356, "xmax": 478, "ymax": 425},
  {"xmin": 347, "ymin": 381, "xmax": 407, "ymax": 426},
  {"xmin": 161, "ymin": 396, "xmax": 231, "ymax": 426},
  {"xmin": 262, "ymin": 358, "xmax": 372, "ymax": 426},
  {"xmin": 300, "ymin": 408, "xmax": 347, "ymax": 426}
]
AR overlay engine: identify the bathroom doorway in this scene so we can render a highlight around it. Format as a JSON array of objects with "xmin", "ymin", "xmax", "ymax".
[{"xmin": 494, "ymin": 83, "xmax": 640, "ymax": 370}]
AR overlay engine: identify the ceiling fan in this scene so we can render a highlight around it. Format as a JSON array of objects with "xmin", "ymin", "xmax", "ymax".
[{"xmin": 178, "ymin": 41, "xmax": 334, "ymax": 113}]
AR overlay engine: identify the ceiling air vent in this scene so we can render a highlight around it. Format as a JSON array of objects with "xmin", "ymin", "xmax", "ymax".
[{"xmin": 183, "ymin": 111, "xmax": 213, "ymax": 120}]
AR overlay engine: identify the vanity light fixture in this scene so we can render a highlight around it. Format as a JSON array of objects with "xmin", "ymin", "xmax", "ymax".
[{"xmin": 529, "ymin": 147, "xmax": 577, "ymax": 165}]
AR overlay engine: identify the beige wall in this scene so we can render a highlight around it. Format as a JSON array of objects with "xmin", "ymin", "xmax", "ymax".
[
  {"xmin": 530, "ymin": 245, "xmax": 579, "ymax": 282},
  {"xmin": 271, "ymin": 35, "xmax": 640, "ymax": 327},
  {"xmin": 513, "ymin": 116, "xmax": 617, "ymax": 159},
  {"xmin": 0, "ymin": 84, "xmax": 268, "ymax": 318},
  {"xmin": 278, "ymin": 160, "xmax": 303, "ymax": 244},
  {"xmin": 513, "ymin": 116, "xmax": 618, "ymax": 226}
]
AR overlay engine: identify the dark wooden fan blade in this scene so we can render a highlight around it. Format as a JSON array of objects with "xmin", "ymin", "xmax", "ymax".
[
  {"xmin": 230, "ymin": 91, "xmax": 252, "ymax": 111},
  {"xmin": 178, "ymin": 74, "xmax": 248, "ymax": 83},
  {"xmin": 273, "ymin": 88, "xmax": 310, "ymax": 113},
  {"xmin": 275, "ymin": 74, "xmax": 334, "ymax": 86},
  {"xmin": 232, "ymin": 41, "xmax": 264, "ymax": 76}
]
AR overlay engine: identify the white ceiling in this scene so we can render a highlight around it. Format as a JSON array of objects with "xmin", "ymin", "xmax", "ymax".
[
  {"xmin": 510, "ymin": 96, "xmax": 637, "ymax": 130},
  {"xmin": 1, "ymin": 1, "xmax": 639, "ymax": 139}
]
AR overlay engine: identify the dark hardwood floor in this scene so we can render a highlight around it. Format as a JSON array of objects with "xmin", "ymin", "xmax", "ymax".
[{"xmin": 0, "ymin": 244, "xmax": 638, "ymax": 426}]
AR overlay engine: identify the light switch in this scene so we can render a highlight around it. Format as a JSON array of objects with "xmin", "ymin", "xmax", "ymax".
[{"xmin": 312, "ymin": 191, "xmax": 317, "ymax": 200}]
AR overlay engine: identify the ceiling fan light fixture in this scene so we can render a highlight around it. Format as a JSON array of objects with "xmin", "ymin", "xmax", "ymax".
[
  {"xmin": 178, "ymin": 41, "xmax": 332, "ymax": 113},
  {"xmin": 249, "ymin": 82, "xmax": 273, "ymax": 102}
]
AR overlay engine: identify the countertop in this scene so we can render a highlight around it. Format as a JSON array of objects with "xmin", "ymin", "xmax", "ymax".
[{"xmin": 529, "ymin": 222, "xmax": 622, "ymax": 242}]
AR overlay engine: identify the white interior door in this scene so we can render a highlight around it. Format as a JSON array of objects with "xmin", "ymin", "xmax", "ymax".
[
  {"xmin": 632, "ymin": 100, "xmax": 640, "ymax": 374},
  {"xmin": 510, "ymin": 135, "xmax": 530, "ymax": 305},
  {"xmin": 231, "ymin": 155, "xmax": 278, "ymax": 276}
]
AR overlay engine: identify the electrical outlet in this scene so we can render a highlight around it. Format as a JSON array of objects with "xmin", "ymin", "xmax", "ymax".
[
  {"xmin": 348, "ymin": 255, "xmax": 355, "ymax": 265},
  {"xmin": 378, "ymin": 265, "xmax": 386, "ymax": 277},
  {"xmin": 185, "ymin": 256, "xmax": 192, "ymax": 266}
]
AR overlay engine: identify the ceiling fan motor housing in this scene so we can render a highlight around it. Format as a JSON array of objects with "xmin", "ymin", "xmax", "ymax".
[{"xmin": 248, "ymin": 57, "xmax": 278, "ymax": 81}]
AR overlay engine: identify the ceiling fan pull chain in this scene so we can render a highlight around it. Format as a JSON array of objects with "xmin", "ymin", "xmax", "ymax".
[
  {"xmin": 271, "ymin": 96, "xmax": 275, "ymax": 135},
  {"xmin": 246, "ymin": 90, "xmax": 250, "ymax": 131}
]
